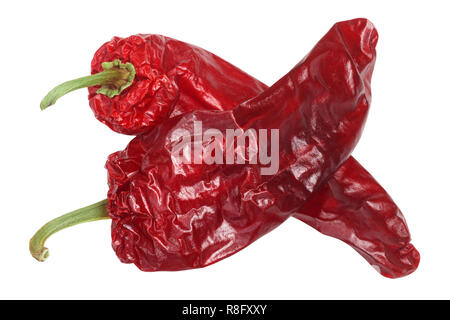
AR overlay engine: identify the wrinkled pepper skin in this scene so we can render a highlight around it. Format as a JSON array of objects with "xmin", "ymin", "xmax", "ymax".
[
  {"xmin": 106, "ymin": 19, "xmax": 378, "ymax": 271},
  {"xmin": 89, "ymin": 35, "xmax": 266, "ymax": 135},
  {"xmin": 295, "ymin": 158, "xmax": 419, "ymax": 278}
]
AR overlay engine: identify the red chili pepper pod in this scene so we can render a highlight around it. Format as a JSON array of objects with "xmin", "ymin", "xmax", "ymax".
[{"xmin": 40, "ymin": 35, "xmax": 265, "ymax": 135}]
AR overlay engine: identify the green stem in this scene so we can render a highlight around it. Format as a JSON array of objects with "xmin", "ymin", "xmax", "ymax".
[
  {"xmin": 29, "ymin": 199, "xmax": 110, "ymax": 262},
  {"xmin": 40, "ymin": 59, "xmax": 136, "ymax": 110}
]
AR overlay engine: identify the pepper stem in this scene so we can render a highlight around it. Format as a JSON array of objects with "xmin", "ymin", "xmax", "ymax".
[
  {"xmin": 40, "ymin": 60, "xmax": 136, "ymax": 110},
  {"xmin": 29, "ymin": 199, "xmax": 110, "ymax": 262}
]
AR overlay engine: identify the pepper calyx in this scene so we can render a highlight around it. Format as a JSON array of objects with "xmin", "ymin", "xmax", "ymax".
[{"xmin": 96, "ymin": 59, "xmax": 136, "ymax": 98}]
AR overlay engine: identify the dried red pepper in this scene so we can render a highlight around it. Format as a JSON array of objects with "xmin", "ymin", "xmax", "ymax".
[
  {"xmin": 40, "ymin": 34, "xmax": 265, "ymax": 135},
  {"xmin": 31, "ymin": 19, "xmax": 411, "ymax": 276}
]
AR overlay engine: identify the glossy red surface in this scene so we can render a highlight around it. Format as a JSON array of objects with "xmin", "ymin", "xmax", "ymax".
[{"xmin": 104, "ymin": 19, "xmax": 419, "ymax": 276}]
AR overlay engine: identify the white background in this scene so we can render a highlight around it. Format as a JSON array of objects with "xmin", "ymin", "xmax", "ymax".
[{"xmin": 1, "ymin": 0, "xmax": 449, "ymax": 299}]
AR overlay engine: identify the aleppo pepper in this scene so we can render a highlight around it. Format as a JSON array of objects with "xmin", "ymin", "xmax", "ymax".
[{"xmin": 31, "ymin": 20, "xmax": 398, "ymax": 270}]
